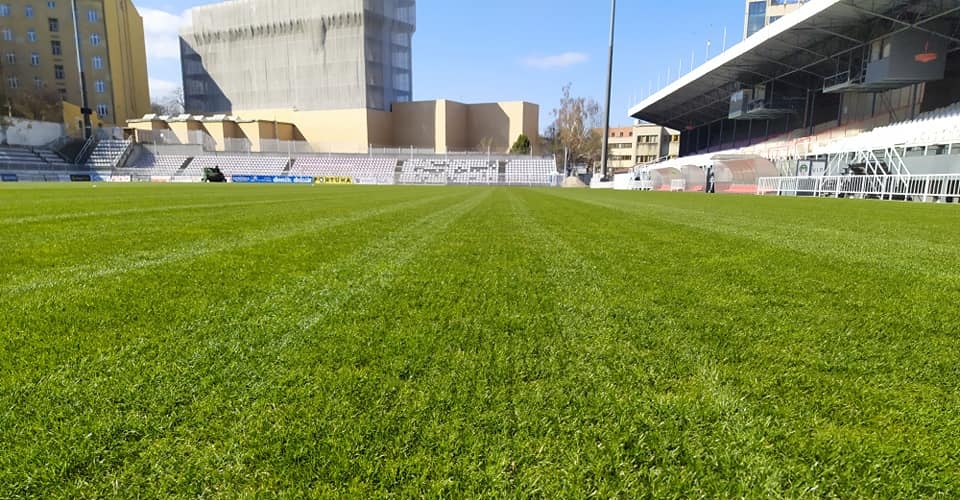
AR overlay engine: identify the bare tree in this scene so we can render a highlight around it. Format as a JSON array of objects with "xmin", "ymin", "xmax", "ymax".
[
  {"xmin": 154, "ymin": 86, "xmax": 184, "ymax": 115},
  {"xmin": 9, "ymin": 87, "xmax": 61, "ymax": 121},
  {"xmin": 550, "ymin": 83, "xmax": 602, "ymax": 172},
  {"xmin": 477, "ymin": 136, "xmax": 495, "ymax": 153}
]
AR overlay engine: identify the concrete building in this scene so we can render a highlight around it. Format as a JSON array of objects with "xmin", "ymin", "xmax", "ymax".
[
  {"xmin": 179, "ymin": 0, "xmax": 415, "ymax": 115},
  {"xmin": 744, "ymin": 0, "xmax": 810, "ymax": 38},
  {"xmin": 0, "ymin": 0, "xmax": 149, "ymax": 125},
  {"xmin": 127, "ymin": 99, "xmax": 540, "ymax": 155},
  {"xmin": 604, "ymin": 123, "xmax": 680, "ymax": 170}
]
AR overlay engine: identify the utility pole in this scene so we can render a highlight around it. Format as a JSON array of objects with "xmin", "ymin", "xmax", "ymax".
[{"xmin": 599, "ymin": 0, "xmax": 616, "ymax": 181}]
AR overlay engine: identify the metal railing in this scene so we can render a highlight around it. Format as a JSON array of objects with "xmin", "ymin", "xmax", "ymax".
[
  {"xmin": 74, "ymin": 137, "xmax": 98, "ymax": 165},
  {"xmin": 757, "ymin": 175, "xmax": 960, "ymax": 201}
]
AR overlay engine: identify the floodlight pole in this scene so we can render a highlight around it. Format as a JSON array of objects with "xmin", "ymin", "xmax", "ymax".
[
  {"xmin": 599, "ymin": 0, "xmax": 616, "ymax": 181},
  {"xmin": 71, "ymin": 0, "xmax": 92, "ymax": 139}
]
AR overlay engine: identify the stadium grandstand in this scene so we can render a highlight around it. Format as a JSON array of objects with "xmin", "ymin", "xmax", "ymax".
[
  {"xmin": 121, "ymin": 146, "xmax": 559, "ymax": 187},
  {"xmin": 0, "ymin": 136, "xmax": 557, "ymax": 186},
  {"xmin": 626, "ymin": 0, "xmax": 960, "ymax": 201}
]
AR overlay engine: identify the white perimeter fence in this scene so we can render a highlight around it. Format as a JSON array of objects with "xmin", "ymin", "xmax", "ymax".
[{"xmin": 757, "ymin": 175, "xmax": 960, "ymax": 201}]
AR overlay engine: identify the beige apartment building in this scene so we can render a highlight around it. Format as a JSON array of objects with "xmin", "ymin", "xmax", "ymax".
[
  {"xmin": 605, "ymin": 123, "xmax": 680, "ymax": 170},
  {"xmin": 0, "ymin": 0, "xmax": 150, "ymax": 126},
  {"xmin": 744, "ymin": 0, "xmax": 810, "ymax": 38}
]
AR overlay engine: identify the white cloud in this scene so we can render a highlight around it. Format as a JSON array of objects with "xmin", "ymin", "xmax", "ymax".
[
  {"xmin": 521, "ymin": 52, "xmax": 589, "ymax": 69},
  {"xmin": 149, "ymin": 78, "xmax": 179, "ymax": 100},
  {"xmin": 138, "ymin": 7, "xmax": 190, "ymax": 60}
]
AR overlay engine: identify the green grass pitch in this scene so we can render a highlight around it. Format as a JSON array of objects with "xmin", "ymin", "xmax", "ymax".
[{"xmin": 2, "ymin": 183, "xmax": 959, "ymax": 498}]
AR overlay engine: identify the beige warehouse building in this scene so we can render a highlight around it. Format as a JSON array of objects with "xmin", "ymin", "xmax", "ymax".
[{"xmin": 127, "ymin": 99, "xmax": 540, "ymax": 155}]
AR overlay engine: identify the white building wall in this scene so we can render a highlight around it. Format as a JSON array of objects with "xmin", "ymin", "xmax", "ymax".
[{"xmin": 0, "ymin": 119, "xmax": 66, "ymax": 146}]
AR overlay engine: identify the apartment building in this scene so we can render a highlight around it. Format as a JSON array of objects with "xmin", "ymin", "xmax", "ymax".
[
  {"xmin": 744, "ymin": 0, "xmax": 810, "ymax": 38},
  {"xmin": 0, "ymin": 0, "xmax": 149, "ymax": 125},
  {"xmin": 605, "ymin": 123, "xmax": 680, "ymax": 170}
]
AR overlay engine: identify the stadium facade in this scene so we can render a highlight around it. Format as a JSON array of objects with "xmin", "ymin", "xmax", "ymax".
[
  {"xmin": 0, "ymin": 0, "xmax": 150, "ymax": 125},
  {"xmin": 627, "ymin": 0, "xmax": 960, "ymax": 197},
  {"xmin": 179, "ymin": 0, "xmax": 416, "ymax": 114}
]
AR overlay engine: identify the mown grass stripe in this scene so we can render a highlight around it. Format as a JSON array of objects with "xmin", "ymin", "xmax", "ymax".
[
  {"xmin": 0, "ymin": 189, "xmax": 462, "ymax": 296},
  {"xmin": 1, "ymin": 185, "xmax": 958, "ymax": 498}
]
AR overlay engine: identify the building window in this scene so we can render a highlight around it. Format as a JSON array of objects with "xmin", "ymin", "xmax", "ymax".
[
  {"xmin": 34, "ymin": 76, "xmax": 42, "ymax": 89},
  {"xmin": 27, "ymin": 29, "xmax": 36, "ymax": 41},
  {"xmin": 769, "ymin": 15, "xmax": 782, "ymax": 23},
  {"xmin": 96, "ymin": 104, "xmax": 108, "ymax": 117},
  {"xmin": 48, "ymin": 17, "xmax": 58, "ymax": 32},
  {"xmin": 31, "ymin": 52, "xmax": 39, "ymax": 65},
  {"xmin": 7, "ymin": 76, "xmax": 18, "ymax": 89},
  {"xmin": 92, "ymin": 55, "xmax": 102, "ymax": 69},
  {"xmin": 51, "ymin": 40, "xmax": 61, "ymax": 55},
  {"xmin": 89, "ymin": 33, "xmax": 100, "ymax": 46},
  {"xmin": 54, "ymin": 64, "xmax": 64, "ymax": 79},
  {"xmin": 5, "ymin": 52, "xmax": 14, "ymax": 64},
  {"xmin": 25, "ymin": 5, "xmax": 33, "ymax": 17},
  {"xmin": 746, "ymin": 1, "xmax": 766, "ymax": 37},
  {"xmin": 0, "ymin": 4, "xmax": 9, "ymax": 16},
  {"xmin": 1, "ymin": 28, "xmax": 11, "ymax": 41},
  {"xmin": 87, "ymin": 9, "xmax": 96, "ymax": 22},
  {"xmin": 57, "ymin": 87, "xmax": 66, "ymax": 98},
  {"xmin": 186, "ymin": 79, "xmax": 204, "ymax": 94},
  {"xmin": 47, "ymin": 1, "xmax": 54, "ymax": 7},
  {"xmin": 94, "ymin": 79, "xmax": 104, "ymax": 93}
]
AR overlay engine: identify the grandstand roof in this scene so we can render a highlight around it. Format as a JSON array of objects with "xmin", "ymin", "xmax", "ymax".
[{"xmin": 628, "ymin": 0, "xmax": 960, "ymax": 130}]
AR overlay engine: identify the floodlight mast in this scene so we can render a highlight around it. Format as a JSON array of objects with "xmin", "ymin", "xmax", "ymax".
[
  {"xmin": 600, "ymin": 0, "xmax": 616, "ymax": 180},
  {"xmin": 71, "ymin": 0, "xmax": 92, "ymax": 139}
]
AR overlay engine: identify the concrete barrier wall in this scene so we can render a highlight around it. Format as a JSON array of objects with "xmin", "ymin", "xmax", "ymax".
[{"xmin": 1, "ymin": 119, "xmax": 65, "ymax": 146}]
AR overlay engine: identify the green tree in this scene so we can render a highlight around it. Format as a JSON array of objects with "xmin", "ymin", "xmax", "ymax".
[{"xmin": 509, "ymin": 133, "xmax": 531, "ymax": 154}]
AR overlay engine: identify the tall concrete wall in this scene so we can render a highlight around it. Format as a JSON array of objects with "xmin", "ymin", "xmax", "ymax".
[
  {"xmin": 468, "ymin": 103, "xmax": 512, "ymax": 153},
  {"xmin": 521, "ymin": 102, "xmax": 540, "ymax": 154},
  {"xmin": 1, "ymin": 119, "xmax": 66, "ymax": 146},
  {"xmin": 180, "ymin": 0, "xmax": 415, "ymax": 114},
  {"xmin": 442, "ymin": 101, "xmax": 470, "ymax": 152},
  {"xmin": 392, "ymin": 101, "xmax": 437, "ymax": 150},
  {"xmin": 367, "ymin": 110, "xmax": 394, "ymax": 149}
]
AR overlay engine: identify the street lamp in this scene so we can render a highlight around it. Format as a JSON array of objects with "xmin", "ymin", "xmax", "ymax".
[{"xmin": 599, "ymin": 0, "xmax": 616, "ymax": 180}]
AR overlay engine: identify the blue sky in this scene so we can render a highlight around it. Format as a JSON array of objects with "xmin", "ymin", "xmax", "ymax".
[{"xmin": 134, "ymin": 0, "xmax": 744, "ymax": 130}]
